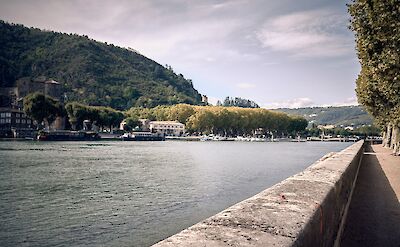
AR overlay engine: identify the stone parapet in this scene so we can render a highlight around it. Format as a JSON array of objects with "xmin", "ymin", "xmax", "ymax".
[{"xmin": 153, "ymin": 141, "xmax": 364, "ymax": 247}]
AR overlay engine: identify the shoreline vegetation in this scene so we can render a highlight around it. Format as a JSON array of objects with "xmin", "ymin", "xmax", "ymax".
[
  {"xmin": 22, "ymin": 92, "xmax": 381, "ymax": 141},
  {"xmin": 0, "ymin": 19, "xmax": 384, "ymax": 143},
  {"xmin": 24, "ymin": 92, "xmax": 308, "ymax": 138}
]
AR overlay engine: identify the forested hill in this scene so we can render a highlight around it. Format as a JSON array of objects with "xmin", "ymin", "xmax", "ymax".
[
  {"xmin": 0, "ymin": 21, "xmax": 202, "ymax": 109},
  {"xmin": 276, "ymin": 105, "xmax": 374, "ymax": 127}
]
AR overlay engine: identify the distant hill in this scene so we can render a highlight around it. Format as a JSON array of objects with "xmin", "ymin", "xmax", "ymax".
[
  {"xmin": 276, "ymin": 105, "xmax": 374, "ymax": 127},
  {"xmin": 0, "ymin": 21, "xmax": 202, "ymax": 110}
]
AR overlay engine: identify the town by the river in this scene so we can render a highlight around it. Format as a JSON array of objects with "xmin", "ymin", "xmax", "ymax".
[{"xmin": 0, "ymin": 141, "xmax": 351, "ymax": 247}]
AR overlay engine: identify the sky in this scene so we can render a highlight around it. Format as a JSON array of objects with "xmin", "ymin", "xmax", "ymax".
[{"xmin": 0, "ymin": 0, "xmax": 360, "ymax": 108}]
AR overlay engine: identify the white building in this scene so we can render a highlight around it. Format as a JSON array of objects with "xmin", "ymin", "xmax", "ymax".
[
  {"xmin": 201, "ymin": 95, "xmax": 208, "ymax": 104},
  {"xmin": 149, "ymin": 121, "xmax": 185, "ymax": 136},
  {"xmin": 318, "ymin": 124, "xmax": 336, "ymax": 130},
  {"xmin": 345, "ymin": 126, "xmax": 354, "ymax": 131}
]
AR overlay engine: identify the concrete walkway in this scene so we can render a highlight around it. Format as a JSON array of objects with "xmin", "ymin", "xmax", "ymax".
[{"xmin": 341, "ymin": 144, "xmax": 400, "ymax": 247}]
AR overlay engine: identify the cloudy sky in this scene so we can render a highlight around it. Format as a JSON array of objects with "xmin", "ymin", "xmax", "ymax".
[{"xmin": 0, "ymin": 0, "xmax": 360, "ymax": 108}]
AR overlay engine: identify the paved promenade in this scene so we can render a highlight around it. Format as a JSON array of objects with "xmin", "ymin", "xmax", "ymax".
[{"xmin": 341, "ymin": 144, "xmax": 400, "ymax": 246}]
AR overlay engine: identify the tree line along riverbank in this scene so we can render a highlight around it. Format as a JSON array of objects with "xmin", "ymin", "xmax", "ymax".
[
  {"xmin": 23, "ymin": 92, "xmax": 309, "ymax": 137},
  {"xmin": 349, "ymin": 0, "xmax": 400, "ymax": 155}
]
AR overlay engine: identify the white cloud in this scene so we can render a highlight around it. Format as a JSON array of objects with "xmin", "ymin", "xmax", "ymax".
[
  {"xmin": 127, "ymin": 18, "xmax": 247, "ymax": 62},
  {"xmin": 206, "ymin": 96, "xmax": 220, "ymax": 106},
  {"xmin": 263, "ymin": 97, "xmax": 315, "ymax": 109},
  {"xmin": 340, "ymin": 97, "xmax": 359, "ymax": 106},
  {"xmin": 256, "ymin": 9, "xmax": 352, "ymax": 57},
  {"xmin": 264, "ymin": 97, "xmax": 359, "ymax": 109},
  {"xmin": 236, "ymin": 83, "xmax": 256, "ymax": 89},
  {"xmin": 322, "ymin": 97, "xmax": 359, "ymax": 107},
  {"xmin": 0, "ymin": 1, "xmax": 359, "ymax": 107},
  {"xmin": 211, "ymin": 1, "xmax": 246, "ymax": 10}
]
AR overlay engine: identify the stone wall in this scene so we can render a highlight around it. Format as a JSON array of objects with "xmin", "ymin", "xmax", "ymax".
[{"xmin": 153, "ymin": 141, "xmax": 365, "ymax": 247}]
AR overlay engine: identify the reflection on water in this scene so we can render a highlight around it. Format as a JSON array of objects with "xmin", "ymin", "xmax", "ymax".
[{"xmin": 0, "ymin": 141, "xmax": 351, "ymax": 246}]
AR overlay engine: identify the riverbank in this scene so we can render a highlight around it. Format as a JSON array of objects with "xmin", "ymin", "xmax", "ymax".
[{"xmin": 0, "ymin": 135, "xmax": 367, "ymax": 142}]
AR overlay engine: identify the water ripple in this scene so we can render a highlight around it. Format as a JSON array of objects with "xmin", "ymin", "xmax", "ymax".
[{"xmin": 0, "ymin": 141, "xmax": 351, "ymax": 247}]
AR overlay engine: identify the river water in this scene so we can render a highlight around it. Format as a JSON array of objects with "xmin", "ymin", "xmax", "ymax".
[{"xmin": 0, "ymin": 140, "xmax": 351, "ymax": 246}]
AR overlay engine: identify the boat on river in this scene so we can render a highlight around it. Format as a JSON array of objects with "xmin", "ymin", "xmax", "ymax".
[
  {"xmin": 199, "ymin": 135, "xmax": 235, "ymax": 141},
  {"xmin": 37, "ymin": 130, "xmax": 100, "ymax": 141},
  {"xmin": 121, "ymin": 132, "xmax": 165, "ymax": 141}
]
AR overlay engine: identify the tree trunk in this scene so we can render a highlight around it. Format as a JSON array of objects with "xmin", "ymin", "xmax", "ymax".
[
  {"xmin": 382, "ymin": 130, "xmax": 387, "ymax": 147},
  {"xmin": 391, "ymin": 125, "xmax": 400, "ymax": 156},
  {"xmin": 383, "ymin": 123, "xmax": 392, "ymax": 148},
  {"xmin": 43, "ymin": 118, "xmax": 50, "ymax": 130},
  {"xmin": 390, "ymin": 125, "xmax": 397, "ymax": 149}
]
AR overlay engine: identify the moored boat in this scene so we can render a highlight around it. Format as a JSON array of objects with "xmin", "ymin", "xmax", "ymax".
[
  {"xmin": 121, "ymin": 132, "xmax": 165, "ymax": 141},
  {"xmin": 37, "ymin": 130, "xmax": 100, "ymax": 141}
]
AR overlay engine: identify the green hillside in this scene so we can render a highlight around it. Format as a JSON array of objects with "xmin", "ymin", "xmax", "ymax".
[
  {"xmin": 0, "ymin": 21, "xmax": 202, "ymax": 109},
  {"xmin": 276, "ymin": 105, "xmax": 374, "ymax": 127}
]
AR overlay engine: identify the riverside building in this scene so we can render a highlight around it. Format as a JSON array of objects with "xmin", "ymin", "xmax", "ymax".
[
  {"xmin": 0, "ymin": 107, "xmax": 33, "ymax": 138},
  {"xmin": 0, "ymin": 77, "xmax": 66, "ymax": 137},
  {"xmin": 149, "ymin": 121, "xmax": 185, "ymax": 136}
]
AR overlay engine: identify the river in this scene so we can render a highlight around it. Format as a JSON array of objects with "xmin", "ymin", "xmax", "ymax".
[{"xmin": 0, "ymin": 140, "xmax": 351, "ymax": 246}]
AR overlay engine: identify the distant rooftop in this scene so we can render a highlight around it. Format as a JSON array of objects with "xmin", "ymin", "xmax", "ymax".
[
  {"xmin": 150, "ymin": 121, "xmax": 184, "ymax": 125},
  {"xmin": 31, "ymin": 76, "xmax": 60, "ymax": 85},
  {"xmin": 45, "ymin": 79, "xmax": 60, "ymax": 85}
]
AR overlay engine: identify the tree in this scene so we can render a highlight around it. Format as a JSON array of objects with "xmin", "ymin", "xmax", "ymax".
[
  {"xmin": 349, "ymin": 0, "xmax": 400, "ymax": 154},
  {"xmin": 222, "ymin": 96, "xmax": 259, "ymax": 108},
  {"xmin": 123, "ymin": 116, "xmax": 141, "ymax": 131},
  {"xmin": 65, "ymin": 102, "xmax": 124, "ymax": 131},
  {"xmin": 167, "ymin": 104, "xmax": 195, "ymax": 124},
  {"xmin": 65, "ymin": 102, "xmax": 94, "ymax": 130},
  {"xmin": 186, "ymin": 109, "xmax": 215, "ymax": 134},
  {"xmin": 152, "ymin": 105, "xmax": 169, "ymax": 121},
  {"xmin": 125, "ymin": 104, "xmax": 307, "ymax": 137},
  {"xmin": 0, "ymin": 21, "xmax": 202, "ymax": 109},
  {"xmin": 23, "ymin": 92, "xmax": 64, "ymax": 129},
  {"xmin": 97, "ymin": 107, "xmax": 124, "ymax": 131},
  {"xmin": 223, "ymin": 97, "xmax": 232, "ymax": 107},
  {"xmin": 288, "ymin": 116, "xmax": 308, "ymax": 136}
]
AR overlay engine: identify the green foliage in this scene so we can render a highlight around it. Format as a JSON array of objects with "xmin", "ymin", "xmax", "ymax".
[
  {"xmin": 348, "ymin": 0, "xmax": 400, "ymax": 126},
  {"xmin": 126, "ymin": 107, "xmax": 155, "ymax": 120},
  {"xmin": 126, "ymin": 104, "xmax": 308, "ymax": 136},
  {"xmin": 354, "ymin": 125, "xmax": 381, "ymax": 136},
  {"xmin": 167, "ymin": 104, "xmax": 195, "ymax": 124},
  {"xmin": 23, "ymin": 92, "xmax": 64, "ymax": 126},
  {"xmin": 304, "ymin": 127, "xmax": 322, "ymax": 137},
  {"xmin": 288, "ymin": 116, "xmax": 308, "ymax": 133},
  {"xmin": 65, "ymin": 102, "xmax": 123, "ymax": 130},
  {"xmin": 222, "ymin": 96, "xmax": 259, "ymax": 108},
  {"xmin": 0, "ymin": 21, "xmax": 202, "ymax": 110},
  {"xmin": 60, "ymin": 102, "xmax": 307, "ymax": 135},
  {"xmin": 123, "ymin": 116, "xmax": 141, "ymax": 131}
]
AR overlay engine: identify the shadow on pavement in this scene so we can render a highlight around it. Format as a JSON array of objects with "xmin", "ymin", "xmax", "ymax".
[{"xmin": 341, "ymin": 143, "xmax": 400, "ymax": 247}]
